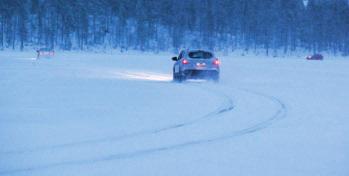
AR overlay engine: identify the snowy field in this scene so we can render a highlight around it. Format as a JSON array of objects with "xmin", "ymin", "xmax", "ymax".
[{"xmin": 0, "ymin": 51, "xmax": 349, "ymax": 176}]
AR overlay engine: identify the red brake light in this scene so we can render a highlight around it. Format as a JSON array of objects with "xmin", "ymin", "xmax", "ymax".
[
  {"xmin": 213, "ymin": 59, "xmax": 220, "ymax": 65},
  {"xmin": 182, "ymin": 59, "xmax": 189, "ymax": 64}
]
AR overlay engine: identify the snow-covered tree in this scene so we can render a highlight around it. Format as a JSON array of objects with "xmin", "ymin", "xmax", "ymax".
[{"xmin": 0, "ymin": 0, "xmax": 348, "ymax": 55}]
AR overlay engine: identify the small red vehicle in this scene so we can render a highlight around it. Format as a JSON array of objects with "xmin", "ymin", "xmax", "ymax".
[
  {"xmin": 306, "ymin": 54, "xmax": 323, "ymax": 60},
  {"xmin": 36, "ymin": 48, "xmax": 55, "ymax": 59}
]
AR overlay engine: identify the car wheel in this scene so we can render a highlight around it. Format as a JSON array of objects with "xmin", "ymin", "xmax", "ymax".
[
  {"xmin": 173, "ymin": 71, "xmax": 182, "ymax": 83},
  {"xmin": 212, "ymin": 73, "xmax": 220, "ymax": 82},
  {"xmin": 180, "ymin": 72, "xmax": 187, "ymax": 82},
  {"xmin": 173, "ymin": 72, "xmax": 179, "ymax": 82},
  {"xmin": 174, "ymin": 72, "xmax": 186, "ymax": 83}
]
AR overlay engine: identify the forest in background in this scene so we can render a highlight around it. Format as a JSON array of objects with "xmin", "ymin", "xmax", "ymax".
[{"xmin": 0, "ymin": 0, "xmax": 349, "ymax": 55}]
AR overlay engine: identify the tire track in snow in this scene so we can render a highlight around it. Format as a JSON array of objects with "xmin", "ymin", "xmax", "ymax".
[
  {"xmin": 0, "ymin": 87, "xmax": 286, "ymax": 175},
  {"xmin": 0, "ymin": 83, "xmax": 234, "ymax": 156}
]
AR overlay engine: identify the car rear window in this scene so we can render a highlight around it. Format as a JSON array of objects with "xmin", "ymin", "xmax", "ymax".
[{"xmin": 188, "ymin": 51, "xmax": 213, "ymax": 59}]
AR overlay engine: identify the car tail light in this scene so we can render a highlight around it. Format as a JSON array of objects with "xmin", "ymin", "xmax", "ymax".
[
  {"xmin": 182, "ymin": 59, "xmax": 189, "ymax": 64},
  {"xmin": 213, "ymin": 59, "xmax": 220, "ymax": 65}
]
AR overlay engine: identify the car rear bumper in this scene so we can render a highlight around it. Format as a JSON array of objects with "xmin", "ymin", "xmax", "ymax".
[{"xmin": 182, "ymin": 69, "xmax": 219, "ymax": 79}]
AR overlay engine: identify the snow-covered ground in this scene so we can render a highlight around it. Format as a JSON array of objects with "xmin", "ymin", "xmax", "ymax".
[{"xmin": 0, "ymin": 51, "xmax": 348, "ymax": 176}]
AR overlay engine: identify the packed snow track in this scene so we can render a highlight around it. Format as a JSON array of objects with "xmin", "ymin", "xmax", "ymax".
[{"xmin": 0, "ymin": 52, "xmax": 348, "ymax": 176}]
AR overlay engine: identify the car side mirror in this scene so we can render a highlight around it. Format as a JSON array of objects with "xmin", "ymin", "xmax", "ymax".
[{"xmin": 172, "ymin": 57, "xmax": 178, "ymax": 61}]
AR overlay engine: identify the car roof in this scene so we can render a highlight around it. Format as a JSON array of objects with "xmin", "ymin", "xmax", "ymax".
[{"xmin": 181, "ymin": 49, "xmax": 213, "ymax": 54}]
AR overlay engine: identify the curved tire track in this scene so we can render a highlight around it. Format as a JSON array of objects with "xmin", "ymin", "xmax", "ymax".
[
  {"xmin": 0, "ymin": 87, "xmax": 286, "ymax": 175},
  {"xmin": 1, "ymin": 84, "xmax": 234, "ymax": 156}
]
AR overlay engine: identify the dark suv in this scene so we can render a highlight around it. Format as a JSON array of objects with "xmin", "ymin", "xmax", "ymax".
[{"xmin": 172, "ymin": 50, "xmax": 220, "ymax": 82}]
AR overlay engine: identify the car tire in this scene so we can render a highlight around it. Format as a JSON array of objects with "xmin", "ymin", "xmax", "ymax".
[
  {"xmin": 212, "ymin": 73, "xmax": 220, "ymax": 82},
  {"xmin": 173, "ymin": 72, "xmax": 186, "ymax": 83},
  {"xmin": 179, "ymin": 74, "xmax": 186, "ymax": 82},
  {"xmin": 173, "ymin": 73, "xmax": 179, "ymax": 82},
  {"xmin": 173, "ymin": 72, "xmax": 182, "ymax": 82}
]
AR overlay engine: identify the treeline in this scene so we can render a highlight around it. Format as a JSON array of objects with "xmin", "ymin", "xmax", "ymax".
[{"xmin": 0, "ymin": 0, "xmax": 349, "ymax": 55}]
